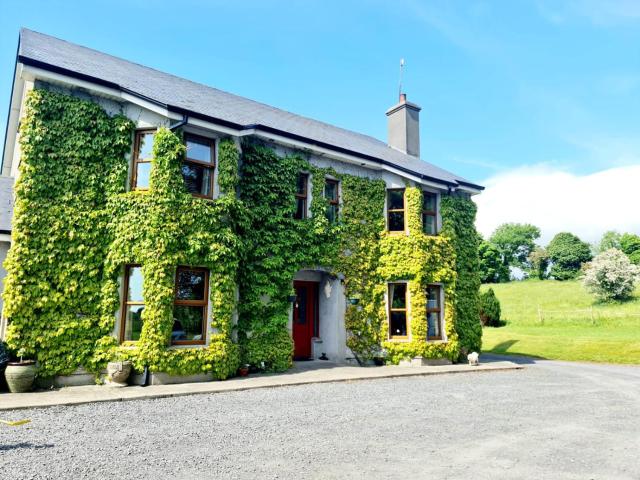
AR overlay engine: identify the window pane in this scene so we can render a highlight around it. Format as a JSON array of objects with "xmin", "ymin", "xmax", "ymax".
[
  {"xmin": 388, "ymin": 190, "xmax": 404, "ymax": 210},
  {"xmin": 423, "ymin": 214, "xmax": 436, "ymax": 235},
  {"xmin": 138, "ymin": 132, "xmax": 155, "ymax": 161},
  {"xmin": 326, "ymin": 204, "xmax": 338, "ymax": 223},
  {"xmin": 124, "ymin": 305, "xmax": 144, "ymax": 341},
  {"xmin": 388, "ymin": 212, "xmax": 405, "ymax": 232},
  {"xmin": 390, "ymin": 283, "xmax": 406, "ymax": 309},
  {"xmin": 176, "ymin": 269, "xmax": 206, "ymax": 300},
  {"xmin": 127, "ymin": 267, "xmax": 144, "ymax": 302},
  {"xmin": 423, "ymin": 192, "xmax": 436, "ymax": 211},
  {"xmin": 296, "ymin": 174, "xmax": 307, "ymax": 195},
  {"xmin": 136, "ymin": 162, "xmax": 151, "ymax": 189},
  {"xmin": 324, "ymin": 181, "xmax": 337, "ymax": 201},
  {"xmin": 186, "ymin": 137, "xmax": 213, "ymax": 164},
  {"xmin": 182, "ymin": 162, "xmax": 212, "ymax": 197},
  {"xmin": 427, "ymin": 286, "xmax": 439, "ymax": 309},
  {"xmin": 295, "ymin": 198, "xmax": 306, "ymax": 220},
  {"xmin": 427, "ymin": 312, "xmax": 441, "ymax": 338},
  {"xmin": 390, "ymin": 311, "xmax": 407, "ymax": 337},
  {"xmin": 172, "ymin": 305, "xmax": 205, "ymax": 342}
]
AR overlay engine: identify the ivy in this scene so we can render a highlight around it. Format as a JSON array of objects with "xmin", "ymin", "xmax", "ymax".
[{"xmin": 3, "ymin": 88, "xmax": 482, "ymax": 379}]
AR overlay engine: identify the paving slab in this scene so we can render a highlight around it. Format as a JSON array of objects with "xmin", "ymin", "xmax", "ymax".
[{"xmin": 0, "ymin": 360, "xmax": 521, "ymax": 411}]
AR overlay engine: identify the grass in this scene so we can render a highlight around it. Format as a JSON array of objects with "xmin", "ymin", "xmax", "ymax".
[{"xmin": 481, "ymin": 279, "xmax": 640, "ymax": 364}]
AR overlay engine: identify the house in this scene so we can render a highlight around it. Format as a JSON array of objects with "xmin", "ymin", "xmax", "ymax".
[{"xmin": 0, "ymin": 29, "xmax": 483, "ymax": 384}]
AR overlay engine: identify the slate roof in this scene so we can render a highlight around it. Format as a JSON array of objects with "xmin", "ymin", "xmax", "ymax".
[
  {"xmin": 0, "ymin": 176, "xmax": 13, "ymax": 233},
  {"xmin": 16, "ymin": 28, "xmax": 482, "ymax": 190}
]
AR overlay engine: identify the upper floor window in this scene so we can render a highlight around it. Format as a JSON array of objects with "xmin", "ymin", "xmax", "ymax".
[
  {"xmin": 426, "ymin": 284, "xmax": 443, "ymax": 340},
  {"xmin": 172, "ymin": 266, "xmax": 209, "ymax": 345},
  {"xmin": 132, "ymin": 130, "xmax": 155, "ymax": 190},
  {"xmin": 121, "ymin": 265, "xmax": 144, "ymax": 342},
  {"xmin": 183, "ymin": 135, "xmax": 215, "ymax": 199},
  {"xmin": 422, "ymin": 192, "xmax": 438, "ymax": 235},
  {"xmin": 387, "ymin": 189, "xmax": 406, "ymax": 232},
  {"xmin": 388, "ymin": 283, "xmax": 408, "ymax": 339},
  {"xmin": 324, "ymin": 179, "xmax": 339, "ymax": 224},
  {"xmin": 294, "ymin": 173, "xmax": 308, "ymax": 220}
]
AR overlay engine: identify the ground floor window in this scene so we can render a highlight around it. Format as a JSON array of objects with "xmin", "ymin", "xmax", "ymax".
[
  {"xmin": 426, "ymin": 285, "xmax": 443, "ymax": 340},
  {"xmin": 172, "ymin": 266, "xmax": 209, "ymax": 345},
  {"xmin": 121, "ymin": 265, "xmax": 144, "ymax": 342},
  {"xmin": 388, "ymin": 283, "xmax": 408, "ymax": 339}
]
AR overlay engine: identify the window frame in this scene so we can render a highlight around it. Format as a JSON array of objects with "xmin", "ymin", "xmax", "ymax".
[
  {"xmin": 388, "ymin": 282, "xmax": 409, "ymax": 340},
  {"xmin": 172, "ymin": 266, "xmax": 209, "ymax": 346},
  {"xmin": 294, "ymin": 173, "xmax": 309, "ymax": 220},
  {"xmin": 387, "ymin": 188, "xmax": 406, "ymax": 233},
  {"xmin": 120, "ymin": 264, "xmax": 144, "ymax": 343},
  {"xmin": 422, "ymin": 191, "xmax": 438, "ymax": 235},
  {"xmin": 182, "ymin": 134, "xmax": 216, "ymax": 199},
  {"xmin": 324, "ymin": 178, "xmax": 340, "ymax": 223},
  {"xmin": 426, "ymin": 284, "xmax": 443, "ymax": 341},
  {"xmin": 131, "ymin": 129, "xmax": 156, "ymax": 190}
]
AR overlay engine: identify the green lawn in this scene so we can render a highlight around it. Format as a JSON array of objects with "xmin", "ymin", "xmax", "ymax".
[{"xmin": 481, "ymin": 279, "xmax": 640, "ymax": 364}]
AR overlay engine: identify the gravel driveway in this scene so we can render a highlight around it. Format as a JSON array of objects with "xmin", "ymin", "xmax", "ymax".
[{"xmin": 1, "ymin": 356, "xmax": 639, "ymax": 480}]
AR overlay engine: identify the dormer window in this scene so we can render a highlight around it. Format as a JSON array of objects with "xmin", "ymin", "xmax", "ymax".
[
  {"xmin": 132, "ymin": 130, "xmax": 155, "ymax": 190},
  {"xmin": 183, "ymin": 135, "xmax": 215, "ymax": 199},
  {"xmin": 387, "ymin": 189, "xmax": 406, "ymax": 232},
  {"xmin": 422, "ymin": 192, "xmax": 438, "ymax": 235},
  {"xmin": 324, "ymin": 179, "xmax": 339, "ymax": 223}
]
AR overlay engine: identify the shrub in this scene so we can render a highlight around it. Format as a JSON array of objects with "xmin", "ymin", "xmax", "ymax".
[
  {"xmin": 583, "ymin": 249, "xmax": 640, "ymax": 301},
  {"xmin": 479, "ymin": 288, "xmax": 502, "ymax": 326},
  {"xmin": 547, "ymin": 232, "xmax": 592, "ymax": 280}
]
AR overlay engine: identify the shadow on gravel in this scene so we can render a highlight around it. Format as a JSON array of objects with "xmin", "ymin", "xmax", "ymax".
[{"xmin": 0, "ymin": 442, "xmax": 54, "ymax": 452}]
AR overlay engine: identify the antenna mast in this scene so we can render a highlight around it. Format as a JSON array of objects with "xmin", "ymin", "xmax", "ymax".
[{"xmin": 398, "ymin": 58, "xmax": 405, "ymax": 100}]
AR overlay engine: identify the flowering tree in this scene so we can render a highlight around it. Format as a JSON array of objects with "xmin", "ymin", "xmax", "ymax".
[{"xmin": 583, "ymin": 249, "xmax": 640, "ymax": 301}]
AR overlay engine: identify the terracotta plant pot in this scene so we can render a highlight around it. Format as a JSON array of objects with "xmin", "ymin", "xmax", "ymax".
[
  {"xmin": 238, "ymin": 367, "xmax": 249, "ymax": 377},
  {"xmin": 106, "ymin": 361, "xmax": 132, "ymax": 386},
  {"xmin": 5, "ymin": 361, "xmax": 37, "ymax": 393}
]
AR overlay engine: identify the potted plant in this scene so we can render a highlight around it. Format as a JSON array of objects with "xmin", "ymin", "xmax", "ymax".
[
  {"xmin": 372, "ymin": 348, "xmax": 387, "ymax": 366},
  {"xmin": 106, "ymin": 354, "xmax": 132, "ymax": 387},
  {"xmin": 5, "ymin": 348, "xmax": 37, "ymax": 393},
  {"xmin": 238, "ymin": 364, "xmax": 250, "ymax": 377}
]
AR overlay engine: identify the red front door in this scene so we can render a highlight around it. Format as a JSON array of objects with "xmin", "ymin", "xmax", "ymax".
[{"xmin": 292, "ymin": 281, "xmax": 318, "ymax": 360}]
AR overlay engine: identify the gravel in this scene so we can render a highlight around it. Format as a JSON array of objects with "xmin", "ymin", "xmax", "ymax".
[{"xmin": 1, "ymin": 358, "xmax": 639, "ymax": 480}]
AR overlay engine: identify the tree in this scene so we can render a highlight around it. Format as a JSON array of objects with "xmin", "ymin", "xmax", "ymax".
[
  {"xmin": 620, "ymin": 233, "xmax": 640, "ymax": 265},
  {"xmin": 547, "ymin": 232, "xmax": 592, "ymax": 280},
  {"xmin": 528, "ymin": 247, "xmax": 550, "ymax": 280},
  {"xmin": 489, "ymin": 223, "xmax": 541, "ymax": 269},
  {"xmin": 583, "ymin": 249, "xmax": 640, "ymax": 301},
  {"xmin": 479, "ymin": 240, "xmax": 510, "ymax": 283},
  {"xmin": 479, "ymin": 288, "xmax": 502, "ymax": 326},
  {"xmin": 597, "ymin": 231, "xmax": 622, "ymax": 253}
]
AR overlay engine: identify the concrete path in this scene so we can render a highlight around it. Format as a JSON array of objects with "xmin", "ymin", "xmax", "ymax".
[{"xmin": 0, "ymin": 359, "xmax": 520, "ymax": 411}]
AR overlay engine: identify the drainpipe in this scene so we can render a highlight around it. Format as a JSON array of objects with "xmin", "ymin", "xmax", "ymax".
[{"xmin": 169, "ymin": 114, "xmax": 188, "ymax": 131}]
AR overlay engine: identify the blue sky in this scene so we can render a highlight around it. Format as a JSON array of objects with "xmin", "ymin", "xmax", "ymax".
[{"xmin": 1, "ymin": 0, "xmax": 639, "ymax": 241}]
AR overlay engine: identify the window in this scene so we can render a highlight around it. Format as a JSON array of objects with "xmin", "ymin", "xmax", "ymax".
[
  {"xmin": 294, "ymin": 173, "xmax": 308, "ymax": 219},
  {"xmin": 324, "ymin": 179, "xmax": 339, "ymax": 223},
  {"xmin": 172, "ymin": 267, "xmax": 209, "ymax": 345},
  {"xmin": 387, "ymin": 189, "xmax": 406, "ymax": 232},
  {"xmin": 422, "ymin": 192, "xmax": 438, "ymax": 235},
  {"xmin": 132, "ymin": 130, "xmax": 155, "ymax": 189},
  {"xmin": 182, "ymin": 135, "xmax": 215, "ymax": 198},
  {"xmin": 426, "ymin": 285, "xmax": 443, "ymax": 340},
  {"xmin": 388, "ymin": 283, "xmax": 408, "ymax": 339},
  {"xmin": 121, "ymin": 265, "xmax": 144, "ymax": 342}
]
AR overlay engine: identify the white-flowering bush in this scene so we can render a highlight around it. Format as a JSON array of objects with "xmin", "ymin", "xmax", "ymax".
[{"xmin": 583, "ymin": 249, "xmax": 640, "ymax": 301}]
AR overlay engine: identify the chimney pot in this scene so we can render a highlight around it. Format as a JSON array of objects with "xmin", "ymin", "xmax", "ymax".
[{"xmin": 399, "ymin": 93, "xmax": 407, "ymax": 103}]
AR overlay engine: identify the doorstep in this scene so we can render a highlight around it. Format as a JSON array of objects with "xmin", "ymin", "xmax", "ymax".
[{"xmin": 0, "ymin": 360, "xmax": 522, "ymax": 411}]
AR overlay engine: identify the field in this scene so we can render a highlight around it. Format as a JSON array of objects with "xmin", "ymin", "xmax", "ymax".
[{"xmin": 481, "ymin": 279, "xmax": 640, "ymax": 364}]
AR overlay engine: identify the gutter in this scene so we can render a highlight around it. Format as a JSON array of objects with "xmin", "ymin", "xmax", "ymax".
[{"xmin": 13, "ymin": 56, "xmax": 485, "ymax": 192}]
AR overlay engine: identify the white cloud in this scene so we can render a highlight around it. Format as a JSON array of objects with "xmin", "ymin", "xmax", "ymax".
[{"xmin": 474, "ymin": 164, "xmax": 640, "ymax": 245}]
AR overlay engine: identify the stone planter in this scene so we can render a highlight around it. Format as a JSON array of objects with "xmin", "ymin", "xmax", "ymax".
[
  {"xmin": 5, "ymin": 361, "xmax": 37, "ymax": 393},
  {"xmin": 106, "ymin": 361, "xmax": 132, "ymax": 387}
]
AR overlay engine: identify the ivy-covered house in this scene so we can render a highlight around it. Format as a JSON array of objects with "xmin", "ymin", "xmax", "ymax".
[{"xmin": 0, "ymin": 29, "xmax": 484, "ymax": 383}]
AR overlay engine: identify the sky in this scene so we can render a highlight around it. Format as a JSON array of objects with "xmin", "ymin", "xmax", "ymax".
[{"xmin": 1, "ymin": 0, "xmax": 639, "ymax": 245}]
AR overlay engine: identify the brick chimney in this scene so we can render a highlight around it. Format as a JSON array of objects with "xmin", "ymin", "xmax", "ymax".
[{"xmin": 385, "ymin": 93, "xmax": 421, "ymax": 157}]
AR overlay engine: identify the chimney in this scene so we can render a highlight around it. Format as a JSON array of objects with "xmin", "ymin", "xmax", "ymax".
[{"xmin": 385, "ymin": 93, "xmax": 421, "ymax": 157}]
